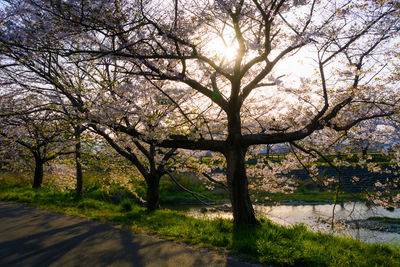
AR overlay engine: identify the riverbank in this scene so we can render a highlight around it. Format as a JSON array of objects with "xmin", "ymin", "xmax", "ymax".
[
  {"xmin": 348, "ymin": 217, "xmax": 400, "ymax": 234},
  {"xmin": 161, "ymin": 186, "xmax": 362, "ymax": 206},
  {"xmin": 0, "ymin": 184, "xmax": 399, "ymax": 266},
  {"xmin": 181, "ymin": 201, "xmax": 400, "ymax": 244}
]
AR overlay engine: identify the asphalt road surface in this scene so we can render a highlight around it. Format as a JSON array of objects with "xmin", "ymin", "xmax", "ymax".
[{"xmin": 0, "ymin": 201, "xmax": 260, "ymax": 267}]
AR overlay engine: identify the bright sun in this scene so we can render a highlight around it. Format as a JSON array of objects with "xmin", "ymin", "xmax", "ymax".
[
  {"xmin": 205, "ymin": 36, "xmax": 316, "ymax": 83},
  {"xmin": 206, "ymin": 38, "xmax": 238, "ymax": 62}
]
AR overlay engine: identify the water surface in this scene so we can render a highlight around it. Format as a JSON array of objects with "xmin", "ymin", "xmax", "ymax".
[{"xmin": 175, "ymin": 202, "xmax": 400, "ymax": 245}]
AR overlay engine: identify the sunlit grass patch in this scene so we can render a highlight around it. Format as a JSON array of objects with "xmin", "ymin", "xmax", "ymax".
[{"xmin": 0, "ymin": 184, "xmax": 399, "ymax": 266}]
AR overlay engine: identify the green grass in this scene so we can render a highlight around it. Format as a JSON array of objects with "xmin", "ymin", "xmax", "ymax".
[
  {"xmin": 0, "ymin": 170, "xmax": 365, "ymax": 205},
  {"xmin": 367, "ymin": 217, "xmax": 400, "ymax": 224},
  {"xmin": 159, "ymin": 185, "xmax": 356, "ymax": 205},
  {"xmin": 0, "ymin": 184, "xmax": 399, "ymax": 266},
  {"xmin": 159, "ymin": 177, "xmax": 363, "ymax": 204}
]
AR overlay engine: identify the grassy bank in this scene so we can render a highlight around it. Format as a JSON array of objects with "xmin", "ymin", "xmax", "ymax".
[
  {"xmin": 0, "ymin": 171, "xmax": 364, "ymax": 205},
  {"xmin": 162, "ymin": 188, "xmax": 362, "ymax": 205},
  {"xmin": 158, "ymin": 176, "xmax": 362, "ymax": 204},
  {"xmin": 252, "ymin": 188, "xmax": 362, "ymax": 203},
  {"xmin": 368, "ymin": 217, "xmax": 400, "ymax": 224},
  {"xmin": 0, "ymin": 184, "xmax": 399, "ymax": 266}
]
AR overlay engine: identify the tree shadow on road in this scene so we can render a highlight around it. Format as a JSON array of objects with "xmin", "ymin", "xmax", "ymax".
[{"xmin": 0, "ymin": 201, "xmax": 235, "ymax": 267}]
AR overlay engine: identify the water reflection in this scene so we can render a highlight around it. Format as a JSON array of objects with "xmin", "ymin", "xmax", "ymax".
[{"xmin": 183, "ymin": 202, "xmax": 400, "ymax": 245}]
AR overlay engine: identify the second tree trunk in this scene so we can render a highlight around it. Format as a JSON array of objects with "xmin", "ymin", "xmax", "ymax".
[
  {"xmin": 146, "ymin": 176, "xmax": 160, "ymax": 211},
  {"xmin": 32, "ymin": 157, "xmax": 44, "ymax": 189}
]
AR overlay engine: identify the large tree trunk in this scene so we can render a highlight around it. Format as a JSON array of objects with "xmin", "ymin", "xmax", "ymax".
[
  {"xmin": 226, "ymin": 146, "xmax": 259, "ymax": 226},
  {"xmin": 146, "ymin": 175, "xmax": 160, "ymax": 211},
  {"xmin": 75, "ymin": 138, "xmax": 83, "ymax": 198},
  {"xmin": 32, "ymin": 156, "xmax": 44, "ymax": 189},
  {"xmin": 226, "ymin": 109, "xmax": 259, "ymax": 227}
]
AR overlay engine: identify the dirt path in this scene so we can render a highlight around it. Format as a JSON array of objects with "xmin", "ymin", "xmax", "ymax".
[{"xmin": 0, "ymin": 201, "xmax": 259, "ymax": 267}]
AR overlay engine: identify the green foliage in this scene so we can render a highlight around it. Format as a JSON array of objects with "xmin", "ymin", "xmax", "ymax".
[
  {"xmin": 0, "ymin": 172, "xmax": 31, "ymax": 186},
  {"xmin": 107, "ymin": 184, "xmax": 136, "ymax": 204},
  {"xmin": 120, "ymin": 198, "xmax": 133, "ymax": 212},
  {"xmin": 84, "ymin": 184, "xmax": 108, "ymax": 200},
  {"xmin": 84, "ymin": 183, "xmax": 140, "ymax": 205},
  {"xmin": 160, "ymin": 173, "xmax": 206, "ymax": 193},
  {"xmin": 1, "ymin": 170, "xmax": 363, "ymax": 206},
  {"xmin": 158, "ymin": 173, "xmax": 218, "ymax": 204},
  {"xmin": 367, "ymin": 217, "xmax": 400, "ymax": 224},
  {"xmin": 0, "ymin": 184, "xmax": 399, "ymax": 266},
  {"xmin": 252, "ymin": 185, "xmax": 361, "ymax": 203}
]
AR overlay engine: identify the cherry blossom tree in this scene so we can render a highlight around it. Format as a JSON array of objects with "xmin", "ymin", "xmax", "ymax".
[
  {"xmin": 0, "ymin": 98, "xmax": 74, "ymax": 188},
  {"xmin": 0, "ymin": 50, "xmax": 91, "ymax": 195},
  {"xmin": 85, "ymin": 70, "xmax": 181, "ymax": 210},
  {"xmin": 98, "ymin": 0, "xmax": 399, "ymax": 226},
  {"xmin": 1, "ymin": 0, "xmax": 400, "ymax": 226},
  {"xmin": 0, "ymin": 11, "xmax": 189, "ymax": 209}
]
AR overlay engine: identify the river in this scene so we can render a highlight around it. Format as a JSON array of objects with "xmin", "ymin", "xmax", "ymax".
[{"xmin": 171, "ymin": 202, "xmax": 400, "ymax": 245}]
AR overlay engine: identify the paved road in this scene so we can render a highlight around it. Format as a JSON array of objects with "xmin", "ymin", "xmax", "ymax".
[{"xmin": 0, "ymin": 201, "xmax": 259, "ymax": 267}]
